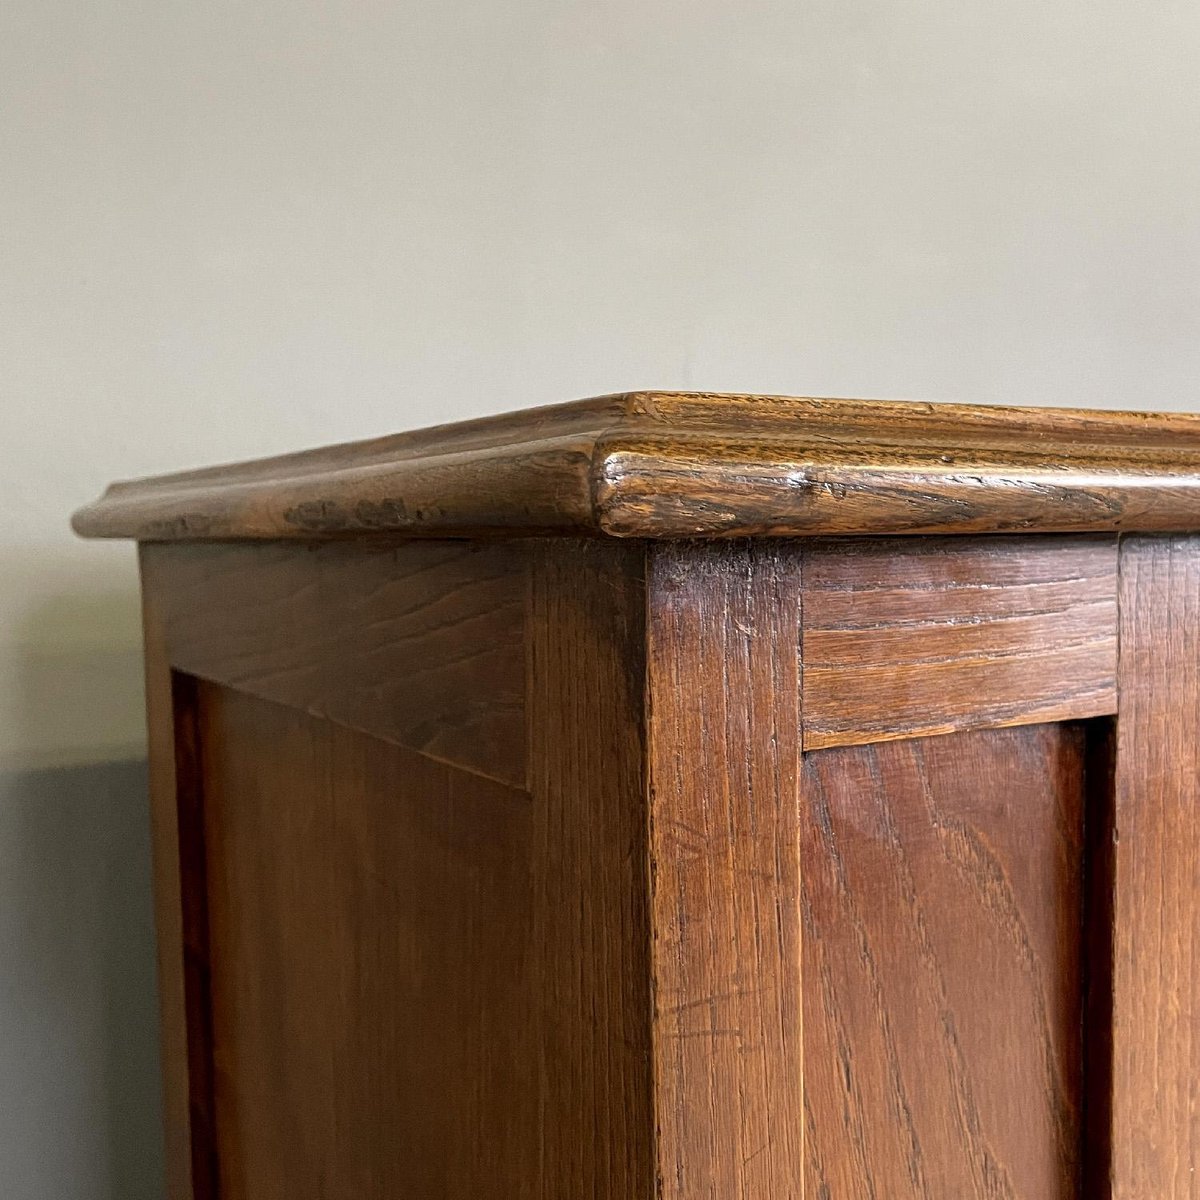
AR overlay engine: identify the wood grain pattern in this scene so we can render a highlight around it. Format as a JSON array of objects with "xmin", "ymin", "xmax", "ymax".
[
  {"xmin": 646, "ymin": 540, "xmax": 804, "ymax": 1199},
  {"xmin": 801, "ymin": 724, "xmax": 1088, "ymax": 1199},
  {"xmin": 73, "ymin": 392, "xmax": 1200, "ymax": 541},
  {"xmin": 525, "ymin": 539, "xmax": 655, "ymax": 1196},
  {"xmin": 141, "ymin": 540, "xmax": 525, "ymax": 787},
  {"xmin": 142, "ymin": 536, "xmax": 655, "ymax": 1198},
  {"xmin": 1110, "ymin": 535, "xmax": 1200, "ymax": 1198},
  {"xmin": 197, "ymin": 683, "xmax": 539, "ymax": 1199},
  {"xmin": 108, "ymin": 441, "xmax": 1200, "ymax": 1200},
  {"xmin": 801, "ymin": 536, "xmax": 1118, "ymax": 749}
]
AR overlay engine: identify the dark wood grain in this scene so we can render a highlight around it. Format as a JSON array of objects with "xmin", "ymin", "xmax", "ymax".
[
  {"xmin": 801, "ymin": 536, "xmax": 1118, "ymax": 749},
  {"xmin": 141, "ymin": 540, "xmax": 525, "ymax": 787},
  {"xmin": 73, "ymin": 392, "xmax": 1200, "ymax": 541},
  {"xmin": 140, "ymin": 536, "xmax": 655, "ymax": 1198},
  {"xmin": 197, "ymin": 683, "xmax": 538, "ymax": 1199},
  {"xmin": 99, "ymin": 407, "xmax": 1200, "ymax": 1200},
  {"xmin": 801, "ymin": 724, "xmax": 1088, "ymax": 1199},
  {"xmin": 645, "ymin": 540, "xmax": 804, "ymax": 1199},
  {"xmin": 524, "ymin": 539, "xmax": 655, "ymax": 1195},
  {"xmin": 75, "ymin": 396, "xmax": 622, "ymax": 540},
  {"xmin": 1109, "ymin": 535, "xmax": 1200, "ymax": 1198}
]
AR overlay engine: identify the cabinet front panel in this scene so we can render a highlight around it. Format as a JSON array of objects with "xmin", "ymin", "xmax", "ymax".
[{"xmin": 802, "ymin": 723, "xmax": 1095, "ymax": 1199}]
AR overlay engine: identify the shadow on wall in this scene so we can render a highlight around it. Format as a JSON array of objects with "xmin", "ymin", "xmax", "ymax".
[{"xmin": 0, "ymin": 587, "xmax": 164, "ymax": 1200}]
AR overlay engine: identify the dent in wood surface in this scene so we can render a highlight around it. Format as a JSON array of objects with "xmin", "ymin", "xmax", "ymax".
[
  {"xmin": 646, "ymin": 540, "xmax": 804, "ymax": 1199},
  {"xmin": 801, "ymin": 725, "xmax": 1087, "ymax": 1199},
  {"xmin": 801, "ymin": 536, "xmax": 1118, "ymax": 750},
  {"xmin": 1110, "ymin": 535, "xmax": 1200, "ymax": 1198},
  {"xmin": 141, "ymin": 540, "xmax": 526, "ymax": 787}
]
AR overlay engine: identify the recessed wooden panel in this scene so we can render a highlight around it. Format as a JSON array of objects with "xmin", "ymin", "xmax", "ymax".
[
  {"xmin": 198, "ymin": 683, "xmax": 537, "ymax": 1199},
  {"xmin": 141, "ymin": 540, "xmax": 525, "ymax": 787},
  {"xmin": 1110, "ymin": 535, "xmax": 1200, "ymax": 1198},
  {"xmin": 802, "ymin": 724, "xmax": 1087, "ymax": 1198},
  {"xmin": 802, "ymin": 536, "xmax": 1117, "ymax": 749}
]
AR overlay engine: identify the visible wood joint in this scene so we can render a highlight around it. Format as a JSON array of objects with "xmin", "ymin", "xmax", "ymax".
[{"xmin": 801, "ymin": 535, "xmax": 1118, "ymax": 750}]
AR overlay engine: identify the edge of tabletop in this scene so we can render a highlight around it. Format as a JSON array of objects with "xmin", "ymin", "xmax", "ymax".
[{"xmin": 70, "ymin": 391, "xmax": 1200, "ymax": 541}]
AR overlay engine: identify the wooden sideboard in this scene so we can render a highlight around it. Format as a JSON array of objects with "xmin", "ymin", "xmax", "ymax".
[{"xmin": 74, "ymin": 392, "xmax": 1200, "ymax": 1199}]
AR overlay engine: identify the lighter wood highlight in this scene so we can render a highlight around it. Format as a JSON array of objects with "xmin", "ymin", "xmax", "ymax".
[{"xmin": 801, "ymin": 536, "xmax": 1117, "ymax": 749}]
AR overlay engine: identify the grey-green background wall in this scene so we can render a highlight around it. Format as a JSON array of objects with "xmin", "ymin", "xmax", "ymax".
[{"xmin": 3, "ymin": 0, "xmax": 1198, "ymax": 1194}]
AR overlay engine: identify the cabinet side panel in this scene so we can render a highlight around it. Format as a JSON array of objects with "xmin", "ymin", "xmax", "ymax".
[
  {"xmin": 143, "ymin": 538, "xmax": 654, "ymax": 1199},
  {"xmin": 802, "ymin": 725, "xmax": 1086, "ymax": 1199},
  {"xmin": 1112, "ymin": 535, "xmax": 1200, "ymax": 1198},
  {"xmin": 646, "ymin": 541, "xmax": 805, "ymax": 1199}
]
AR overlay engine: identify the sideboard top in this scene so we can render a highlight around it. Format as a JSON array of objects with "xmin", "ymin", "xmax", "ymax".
[{"xmin": 72, "ymin": 391, "xmax": 1200, "ymax": 541}]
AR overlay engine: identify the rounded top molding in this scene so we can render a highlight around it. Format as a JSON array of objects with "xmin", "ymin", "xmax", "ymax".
[{"xmin": 72, "ymin": 391, "xmax": 1200, "ymax": 541}]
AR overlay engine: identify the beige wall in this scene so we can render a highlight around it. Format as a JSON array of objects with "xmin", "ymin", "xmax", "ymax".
[
  {"xmin": 8, "ymin": 0, "xmax": 1200, "ymax": 769},
  {"xmin": 3, "ymin": 0, "xmax": 1199, "ymax": 1194}
]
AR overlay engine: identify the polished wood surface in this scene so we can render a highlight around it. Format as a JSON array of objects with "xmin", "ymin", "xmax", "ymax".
[
  {"xmin": 801, "ymin": 536, "xmax": 1117, "ymax": 749},
  {"xmin": 646, "ymin": 541, "xmax": 804, "ymax": 1199},
  {"xmin": 522, "ymin": 539, "xmax": 654, "ymax": 1195},
  {"xmin": 141, "ymin": 538, "xmax": 654, "ymax": 1199},
  {"xmin": 83, "ymin": 398, "xmax": 1200, "ymax": 1197},
  {"xmin": 1110, "ymin": 536, "xmax": 1200, "ymax": 1198},
  {"xmin": 802, "ymin": 725, "xmax": 1088, "ymax": 1197},
  {"xmin": 73, "ymin": 392, "xmax": 1200, "ymax": 540}
]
